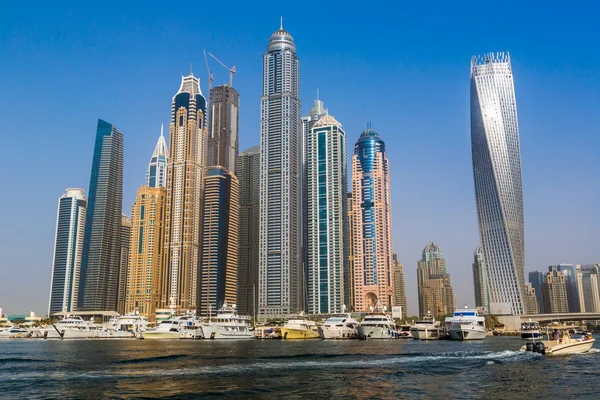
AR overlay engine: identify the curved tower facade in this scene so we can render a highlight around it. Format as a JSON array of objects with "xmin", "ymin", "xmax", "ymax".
[
  {"xmin": 258, "ymin": 24, "xmax": 302, "ymax": 318},
  {"xmin": 471, "ymin": 52, "xmax": 525, "ymax": 315},
  {"xmin": 163, "ymin": 73, "xmax": 207, "ymax": 311},
  {"xmin": 351, "ymin": 129, "xmax": 394, "ymax": 312}
]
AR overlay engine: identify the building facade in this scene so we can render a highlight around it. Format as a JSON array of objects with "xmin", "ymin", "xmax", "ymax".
[
  {"xmin": 79, "ymin": 119, "xmax": 124, "ymax": 311},
  {"xmin": 163, "ymin": 73, "xmax": 208, "ymax": 311},
  {"xmin": 524, "ymin": 282, "xmax": 539, "ymax": 314},
  {"xmin": 471, "ymin": 53, "xmax": 526, "ymax": 315},
  {"xmin": 125, "ymin": 186, "xmax": 166, "ymax": 320},
  {"xmin": 392, "ymin": 254, "xmax": 408, "ymax": 319},
  {"xmin": 306, "ymin": 113, "xmax": 347, "ymax": 314},
  {"xmin": 345, "ymin": 192, "xmax": 355, "ymax": 311},
  {"xmin": 48, "ymin": 188, "xmax": 87, "ymax": 315},
  {"xmin": 207, "ymin": 85, "xmax": 240, "ymax": 172},
  {"xmin": 117, "ymin": 214, "xmax": 132, "ymax": 315},
  {"xmin": 472, "ymin": 245, "xmax": 489, "ymax": 312},
  {"xmin": 351, "ymin": 129, "xmax": 394, "ymax": 312},
  {"xmin": 258, "ymin": 24, "xmax": 303, "ymax": 318},
  {"xmin": 199, "ymin": 167, "xmax": 239, "ymax": 315},
  {"xmin": 237, "ymin": 146, "xmax": 260, "ymax": 317},
  {"xmin": 528, "ymin": 271, "xmax": 546, "ymax": 314},
  {"xmin": 542, "ymin": 267, "xmax": 569, "ymax": 314},
  {"xmin": 578, "ymin": 266, "xmax": 600, "ymax": 313},
  {"xmin": 551, "ymin": 264, "xmax": 581, "ymax": 313},
  {"xmin": 417, "ymin": 241, "xmax": 455, "ymax": 318}
]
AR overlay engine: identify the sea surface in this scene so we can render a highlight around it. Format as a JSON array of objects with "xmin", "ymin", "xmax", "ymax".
[{"xmin": 1, "ymin": 336, "xmax": 598, "ymax": 399}]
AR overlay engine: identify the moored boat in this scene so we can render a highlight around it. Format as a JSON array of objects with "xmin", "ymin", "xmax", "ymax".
[
  {"xmin": 319, "ymin": 315, "xmax": 359, "ymax": 339},
  {"xmin": 410, "ymin": 311, "xmax": 442, "ymax": 340},
  {"xmin": 200, "ymin": 303, "xmax": 253, "ymax": 340},
  {"xmin": 280, "ymin": 318, "xmax": 320, "ymax": 339},
  {"xmin": 445, "ymin": 306, "xmax": 486, "ymax": 341},
  {"xmin": 357, "ymin": 314, "xmax": 397, "ymax": 340},
  {"xmin": 141, "ymin": 315, "xmax": 199, "ymax": 340}
]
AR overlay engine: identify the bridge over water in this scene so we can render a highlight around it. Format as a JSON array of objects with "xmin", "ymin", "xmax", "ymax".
[{"xmin": 498, "ymin": 313, "xmax": 600, "ymax": 330}]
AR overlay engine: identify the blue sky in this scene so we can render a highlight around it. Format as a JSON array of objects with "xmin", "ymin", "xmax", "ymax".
[{"xmin": 0, "ymin": 1, "xmax": 598, "ymax": 316}]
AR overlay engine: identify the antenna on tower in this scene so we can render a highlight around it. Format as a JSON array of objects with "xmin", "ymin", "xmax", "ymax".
[
  {"xmin": 190, "ymin": 63, "xmax": 193, "ymax": 75},
  {"xmin": 316, "ymin": 88, "xmax": 320, "ymax": 101},
  {"xmin": 160, "ymin": 123, "xmax": 164, "ymax": 137},
  {"xmin": 280, "ymin": 16, "xmax": 283, "ymax": 30},
  {"xmin": 203, "ymin": 50, "xmax": 214, "ymax": 90}
]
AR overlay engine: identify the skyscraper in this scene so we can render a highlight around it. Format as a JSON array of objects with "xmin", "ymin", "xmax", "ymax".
[
  {"xmin": 528, "ymin": 271, "xmax": 546, "ymax": 313},
  {"xmin": 579, "ymin": 267, "xmax": 600, "ymax": 313},
  {"xmin": 306, "ymin": 112, "xmax": 347, "ymax": 314},
  {"xmin": 258, "ymin": 23, "xmax": 302, "ymax": 318},
  {"xmin": 237, "ymin": 146, "xmax": 260, "ymax": 316},
  {"xmin": 199, "ymin": 167, "xmax": 239, "ymax": 315},
  {"xmin": 551, "ymin": 264, "xmax": 581, "ymax": 312},
  {"xmin": 472, "ymin": 245, "xmax": 489, "ymax": 311},
  {"xmin": 79, "ymin": 119, "xmax": 123, "ymax": 311},
  {"xmin": 48, "ymin": 188, "xmax": 87, "ymax": 315},
  {"xmin": 163, "ymin": 73, "xmax": 208, "ymax": 311},
  {"xmin": 392, "ymin": 254, "xmax": 408, "ymax": 319},
  {"xmin": 542, "ymin": 267, "xmax": 569, "ymax": 314},
  {"xmin": 351, "ymin": 128, "xmax": 394, "ymax": 312},
  {"xmin": 471, "ymin": 53, "xmax": 526, "ymax": 315},
  {"xmin": 524, "ymin": 283, "xmax": 539, "ymax": 314},
  {"xmin": 417, "ymin": 241, "xmax": 455, "ymax": 318},
  {"xmin": 147, "ymin": 125, "xmax": 168, "ymax": 188},
  {"xmin": 125, "ymin": 186, "xmax": 166, "ymax": 320},
  {"xmin": 207, "ymin": 85, "xmax": 240, "ymax": 172},
  {"xmin": 117, "ymin": 214, "xmax": 132, "ymax": 315},
  {"xmin": 345, "ymin": 193, "xmax": 355, "ymax": 311}
]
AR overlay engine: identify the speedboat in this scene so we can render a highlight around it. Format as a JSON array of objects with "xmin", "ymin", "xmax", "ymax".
[
  {"xmin": 521, "ymin": 327, "xmax": 595, "ymax": 355},
  {"xmin": 0, "ymin": 326, "xmax": 29, "ymax": 338},
  {"xmin": 445, "ymin": 306, "xmax": 486, "ymax": 340},
  {"xmin": 520, "ymin": 320, "xmax": 543, "ymax": 340},
  {"xmin": 280, "ymin": 318, "xmax": 320, "ymax": 339},
  {"xmin": 319, "ymin": 315, "xmax": 359, "ymax": 339},
  {"xmin": 141, "ymin": 315, "xmax": 198, "ymax": 340},
  {"xmin": 200, "ymin": 303, "xmax": 253, "ymax": 340},
  {"xmin": 410, "ymin": 311, "xmax": 442, "ymax": 340},
  {"xmin": 357, "ymin": 314, "xmax": 397, "ymax": 339}
]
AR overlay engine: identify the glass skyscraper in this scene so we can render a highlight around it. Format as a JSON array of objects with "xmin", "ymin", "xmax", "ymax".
[
  {"xmin": 351, "ymin": 129, "xmax": 394, "ymax": 312},
  {"xmin": 306, "ymin": 112, "xmax": 347, "ymax": 314},
  {"xmin": 163, "ymin": 73, "xmax": 207, "ymax": 311},
  {"xmin": 48, "ymin": 188, "xmax": 87, "ymax": 315},
  {"xmin": 79, "ymin": 119, "xmax": 123, "ymax": 311},
  {"xmin": 528, "ymin": 271, "xmax": 546, "ymax": 313},
  {"xmin": 258, "ymin": 23, "xmax": 302, "ymax": 318},
  {"xmin": 471, "ymin": 52, "xmax": 526, "ymax": 315}
]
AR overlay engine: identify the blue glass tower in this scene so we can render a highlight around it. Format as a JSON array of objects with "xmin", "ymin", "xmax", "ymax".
[{"xmin": 79, "ymin": 119, "xmax": 124, "ymax": 311}]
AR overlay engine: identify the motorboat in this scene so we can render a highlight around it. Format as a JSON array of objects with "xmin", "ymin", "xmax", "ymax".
[
  {"xmin": 398, "ymin": 324, "xmax": 413, "ymax": 339},
  {"xmin": 410, "ymin": 311, "xmax": 443, "ymax": 340},
  {"xmin": 319, "ymin": 315, "xmax": 359, "ymax": 339},
  {"xmin": 357, "ymin": 314, "xmax": 397, "ymax": 340},
  {"xmin": 280, "ymin": 318, "xmax": 320, "ymax": 339},
  {"xmin": 141, "ymin": 315, "xmax": 199, "ymax": 340},
  {"xmin": 445, "ymin": 306, "xmax": 486, "ymax": 340},
  {"xmin": 521, "ymin": 326, "xmax": 595, "ymax": 355},
  {"xmin": 0, "ymin": 326, "xmax": 29, "ymax": 338},
  {"xmin": 200, "ymin": 303, "xmax": 253, "ymax": 340},
  {"xmin": 520, "ymin": 320, "xmax": 543, "ymax": 340}
]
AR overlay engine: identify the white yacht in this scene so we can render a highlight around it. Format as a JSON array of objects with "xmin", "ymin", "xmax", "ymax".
[
  {"xmin": 410, "ymin": 311, "xmax": 443, "ymax": 340},
  {"xmin": 445, "ymin": 307, "xmax": 486, "ymax": 341},
  {"xmin": 36, "ymin": 316, "xmax": 136, "ymax": 339},
  {"xmin": 319, "ymin": 315, "xmax": 359, "ymax": 339},
  {"xmin": 114, "ymin": 313, "xmax": 148, "ymax": 333},
  {"xmin": 141, "ymin": 315, "xmax": 198, "ymax": 340},
  {"xmin": 0, "ymin": 326, "xmax": 29, "ymax": 338},
  {"xmin": 357, "ymin": 314, "xmax": 397, "ymax": 340},
  {"xmin": 200, "ymin": 303, "xmax": 253, "ymax": 340}
]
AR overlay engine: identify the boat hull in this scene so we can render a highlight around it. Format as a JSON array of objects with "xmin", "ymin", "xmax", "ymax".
[
  {"xmin": 546, "ymin": 338, "xmax": 595, "ymax": 355},
  {"xmin": 357, "ymin": 326, "xmax": 395, "ymax": 340},
  {"xmin": 448, "ymin": 325, "xmax": 486, "ymax": 341},
  {"xmin": 411, "ymin": 327, "xmax": 442, "ymax": 340},
  {"xmin": 141, "ymin": 332, "xmax": 181, "ymax": 340},
  {"xmin": 201, "ymin": 326, "xmax": 254, "ymax": 339},
  {"xmin": 521, "ymin": 332, "xmax": 543, "ymax": 340},
  {"xmin": 319, "ymin": 326, "xmax": 358, "ymax": 339},
  {"xmin": 280, "ymin": 328, "xmax": 320, "ymax": 339}
]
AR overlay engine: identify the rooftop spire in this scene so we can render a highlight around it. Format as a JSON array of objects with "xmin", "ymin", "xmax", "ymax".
[
  {"xmin": 280, "ymin": 16, "xmax": 283, "ymax": 30},
  {"xmin": 160, "ymin": 123, "xmax": 164, "ymax": 137}
]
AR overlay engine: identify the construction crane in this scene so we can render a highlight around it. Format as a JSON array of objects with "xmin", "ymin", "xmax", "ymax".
[
  {"xmin": 208, "ymin": 52, "xmax": 236, "ymax": 87},
  {"xmin": 203, "ymin": 50, "xmax": 214, "ymax": 90}
]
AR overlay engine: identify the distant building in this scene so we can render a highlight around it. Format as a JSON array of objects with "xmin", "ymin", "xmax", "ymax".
[
  {"xmin": 199, "ymin": 167, "xmax": 239, "ymax": 316},
  {"xmin": 48, "ymin": 188, "xmax": 87, "ymax": 316},
  {"xmin": 528, "ymin": 271, "xmax": 546, "ymax": 314},
  {"xmin": 79, "ymin": 119, "xmax": 124, "ymax": 311},
  {"xmin": 551, "ymin": 264, "xmax": 581, "ymax": 312},
  {"xmin": 471, "ymin": 53, "xmax": 526, "ymax": 315},
  {"xmin": 125, "ymin": 186, "xmax": 167, "ymax": 320},
  {"xmin": 392, "ymin": 254, "xmax": 407, "ymax": 319},
  {"xmin": 472, "ymin": 245, "xmax": 489, "ymax": 312},
  {"xmin": 524, "ymin": 283, "xmax": 539, "ymax": 314},
  {"xmin": 542, "ymin": 267, "xmax": 569, "ymax": 314},
  {"xmin": 306, "ymin": 112, "xmax": 347, "ymax": 314},
  {"xmin": 577, "ymin": 265, "xmax": 600, "ymax": 313},
  {"xmin": 207, "ymin": 85, "xmax": 240, "ymax": 173},
  {"xmin": 237, "ymin": 146, "xmax": 260, "ymax": 317},
  {"xmin": 351, "ymin": 129, "xmax": 394, "ymax": 312},
  {"xmin": 345, "ymin": 193, "xmax": 355, "ymax": 311},
  {"xmin": 117, "ymin": 214, "xmax": 132, "ymax": 315},
  {"xmin": 417, "ymin": 241, "xmax": 455, "ymax": 318}
]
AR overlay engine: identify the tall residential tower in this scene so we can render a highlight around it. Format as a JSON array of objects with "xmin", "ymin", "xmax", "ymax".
[
  {"xmin": 471, "ymin": 53, "xmax": 526, "ymax": 315},
  {"xmin": 207, "ymin": 85, "xmax": 240, "ymax": 172},
  {"xmin": 79, "ymin": 119, "xmax": 123, "ymax": 311},
  {"xmin": 258, "ymin": 24, "xmax": 302, "ymax": 318},
  {"xmin": 417, "ymin": 241, "xmax": 455, "ymax": 318}
]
